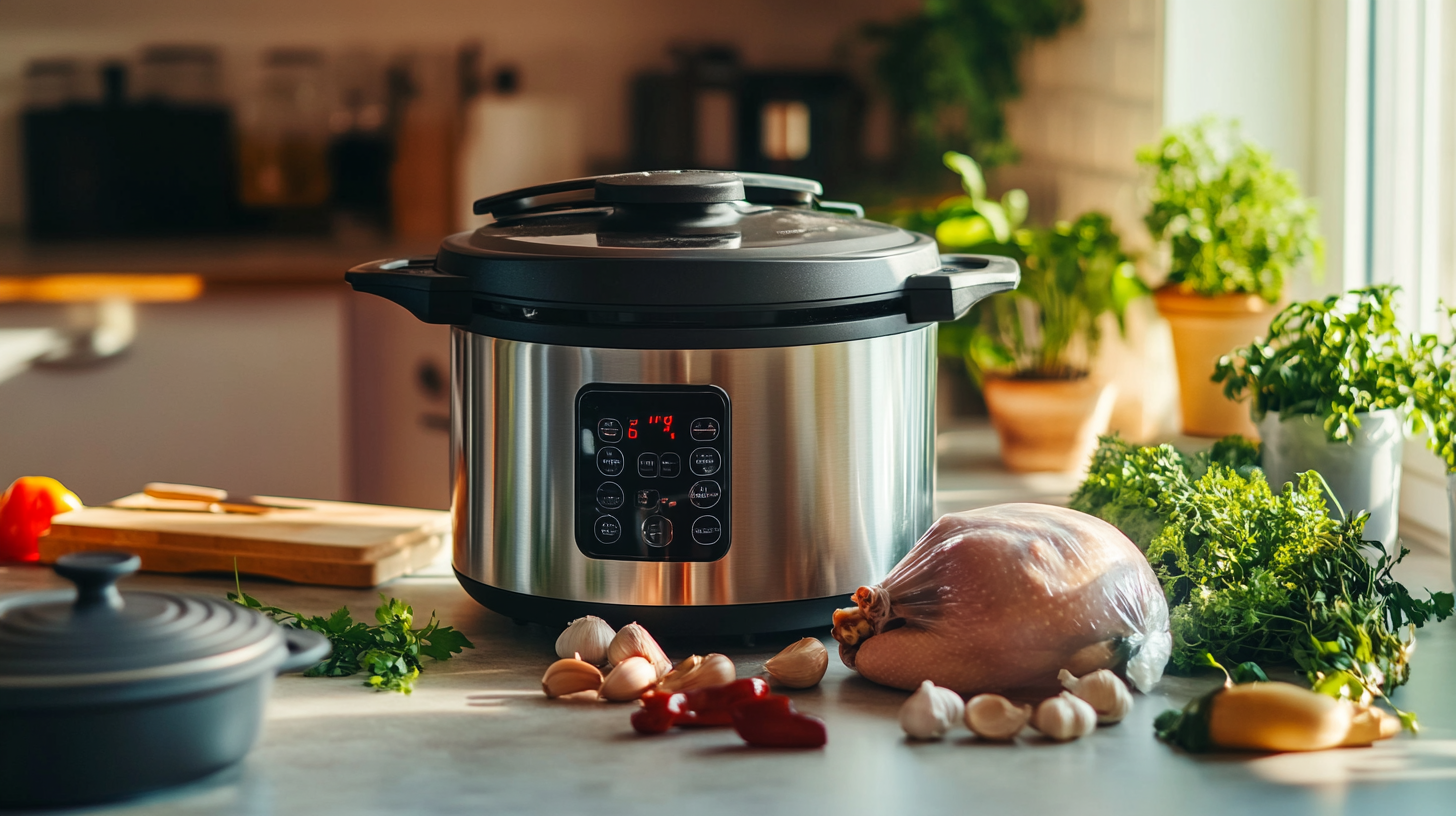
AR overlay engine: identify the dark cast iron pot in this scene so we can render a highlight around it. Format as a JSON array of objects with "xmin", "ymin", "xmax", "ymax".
[{"xmin": 0, "ymin": 551, "xmax": 330, "ymax": 808}]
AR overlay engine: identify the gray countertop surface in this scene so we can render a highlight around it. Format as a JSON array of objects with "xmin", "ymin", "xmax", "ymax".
[{"xmin": 4, "ymin": 541, "xmax": 1455, "ymax": 816}]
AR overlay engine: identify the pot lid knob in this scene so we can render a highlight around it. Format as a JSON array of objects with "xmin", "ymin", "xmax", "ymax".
[
  {"xmin": 52, "ymin": 551, "xmax": 139, "ymax": 614},
  {"xmin": 594, "ymin": 170, "xmax": 745, "ymax": 205}
]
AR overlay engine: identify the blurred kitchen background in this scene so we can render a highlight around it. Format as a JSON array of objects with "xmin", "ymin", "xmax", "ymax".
[{"xmin": 0, "ymin": 0, "xmax": 1450, "ymax": 546}]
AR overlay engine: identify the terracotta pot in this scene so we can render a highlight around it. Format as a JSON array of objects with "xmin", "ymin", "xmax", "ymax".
[
  {"xmin": 981, "ymin": 376, "xmax": 1117, "ymax": 473},
  {"xmin": 1154, "ymin": 287, "xmax": 1277, "ymax": 439}
]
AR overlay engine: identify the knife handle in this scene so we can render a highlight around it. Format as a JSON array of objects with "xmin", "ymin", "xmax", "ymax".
[{"xmin": 144, "ymin": 482, "xmax": 228, "ymax": 503}]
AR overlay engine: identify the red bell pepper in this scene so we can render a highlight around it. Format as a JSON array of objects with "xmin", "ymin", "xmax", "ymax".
[
  {"xmin": 731, "ymin": 694, "xmax": 827, "ymax": 748},
  {"xmin": 0, "ymin": 476, "xmax": 82, "ymax": 562},
  {"xmin": 630, "ymin": 678, "xmax": 773, "ymax": 734},
  {"xmin": 631, "ymin": 691, "xmax": 687, "ymax": 734},
  {"xmin": 676, "ymin": 677, "xmax": 771, "ymax": 727}
]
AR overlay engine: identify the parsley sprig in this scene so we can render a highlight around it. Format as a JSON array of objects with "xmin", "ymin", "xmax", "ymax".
[{"xmin": 229, "ymin": 573, "xmax": 473, "ymax": 693}]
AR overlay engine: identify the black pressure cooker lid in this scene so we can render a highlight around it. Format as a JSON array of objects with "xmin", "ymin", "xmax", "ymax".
[
  {"xmin": 0, "ymin": 552, "xmax": 279, "ymax": 684},
  {"xmin": 436, "ymin": 170, "xmax": 938, "ymax": 308},
  {"xmin": 347, "ymin": 170, "xmax": 1020, "ymax": 349}
]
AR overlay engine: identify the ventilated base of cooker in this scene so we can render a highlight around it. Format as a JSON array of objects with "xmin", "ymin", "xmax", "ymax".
[{"xmin": 455, "ymin": 570, "xmax": 848, "ymax": 637}]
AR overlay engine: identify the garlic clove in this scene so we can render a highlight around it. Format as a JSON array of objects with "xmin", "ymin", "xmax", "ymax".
[
  {"xmin": 599, "ymin": 655, "xmax": 659, "ymax": 702},
  {"xmin": 541, "ymin": 655, "xmax": 604, "ymax": 698},
  {"xmin": 898, "ymin": 680, "xmax": 965, "ymax": 740},
  {"xmin": 607, "ymin": 622, "xmax": 672, "ymax": 678},
  {"xmin": 764, "ymin": 637, "xmax": 829, "ymax": 689},
  {"xmin": 555, "ymin": 615, "xmax": 616, "ymax": 665},
  {"xmin": 1032, "ymin": 691, "xmax": 1098, "ymax": 741},
  {"xmin": 657, "ymin": 653, "xmax": 735, "ymax": 694},
  {"xmin": 964, "ymin": 693, "xmax": 1033, "ymax": 740},
  {"xmin": 1058, "ymin": 668, "xmax": 1133, "ymax": 724}
]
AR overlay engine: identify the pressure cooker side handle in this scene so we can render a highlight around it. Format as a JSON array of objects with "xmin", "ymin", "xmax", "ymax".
[
  {"xmin": 345, "ymin": 257, "xmax": 472, "ymax": 325},
  {"xmin": 903, "ymin": 254, "xmax": 1020, "ymax": 323}
]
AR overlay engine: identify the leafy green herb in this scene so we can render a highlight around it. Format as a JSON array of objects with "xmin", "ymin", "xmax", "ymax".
[
  {"xmin": 1138, "ymin": 118, "xmax": 1323, "ymax": 302},
  {"xmin": 964, "ymin": 212, "xmax": 1148, "ymax": 380},
  {"xmin": 229, "ymin": 573, "xmax": 473, "ymax": 693},
  {"xmin": 1214, "ymin": 285, "xmax": 1424, "ymax": 441},
  {"xmin": 1073, "ymin": 435, "xmax": 1454, "ymax": 724},
  {"xmin": 1414, "ymin": 304, "xmax": 1456, "ymax": 474},
  {"xmin": 899, "ymin": 153, "xmax": 1149, "ymax": 382},
  {"xmin": 865, "ymin": 0, "xmax": 1083, "ymax": 168}
]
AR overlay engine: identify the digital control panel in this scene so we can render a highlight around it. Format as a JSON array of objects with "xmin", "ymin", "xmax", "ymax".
[{"xmin": 575, "ymin": 384, "xmax": 730, "ymax": 562}]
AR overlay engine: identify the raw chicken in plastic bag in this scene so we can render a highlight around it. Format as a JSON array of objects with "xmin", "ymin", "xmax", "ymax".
[{"xmin": 832, "ymin": 503, "xmax": 1170, "ymax": 696}]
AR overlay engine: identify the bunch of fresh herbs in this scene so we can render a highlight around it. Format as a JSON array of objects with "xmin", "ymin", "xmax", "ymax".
[
  {"xmin": 1139, "ymin": 118, "xmax": 1323, "ymax": 302},
  {"xmin": 230, "ymin": 575, "xmax": 473, "ymax": 693},
  {"xmin": 1071, "ymin": 436, "xmax": 1453, "ymax": 714},
  {"xmin": 865, "ymin": 0, "xmax": 1082, "ymax": 169},
  {"xmin": 1213, "ymin": 285, "xmax": 1424, "ymax": 441}
]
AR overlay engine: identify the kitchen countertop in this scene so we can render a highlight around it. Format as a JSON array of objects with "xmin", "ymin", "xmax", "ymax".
[
  {"xmin": 3, "ymin": 543, "xmax": 1455, "ymax": 816},
  {"xmin": 0, "ymin": 235, "xmax": 436, "ymax": 287}
]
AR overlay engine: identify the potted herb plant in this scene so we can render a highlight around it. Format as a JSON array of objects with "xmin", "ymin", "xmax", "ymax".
[
  {"xmin": 1139, "ymin": 118, "xmax": 1323, "ymax": 438},
  {"xmin": 967, "ymin": 214, "xmax": 1148, "ymax": 472},
  {"xmin": 1213, "ymin": 285, "xmax": 1420, "ymax": 549},
  {"xmin": 1413, "ymin": 306, "xmax": 1456, "ymax": 584}
]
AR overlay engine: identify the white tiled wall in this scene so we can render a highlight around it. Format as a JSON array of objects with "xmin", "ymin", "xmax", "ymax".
[{"xmin": 998, "ymin": 0, "xmax": 1177, "ymax": 441}]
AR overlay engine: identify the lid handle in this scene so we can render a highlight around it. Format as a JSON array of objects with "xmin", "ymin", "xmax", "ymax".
[
  {"xmin": 903, "ymin": 254, "xmax": 1021, "ymax": 323},
  {"xmin": 53, "ymin": 551, "xmax": 140, "ymax": 614}
]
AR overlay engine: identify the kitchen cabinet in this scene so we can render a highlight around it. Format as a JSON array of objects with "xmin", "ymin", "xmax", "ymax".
[
  {"xmin": 0, "ymin": 238, "xmax": 447, "ymax": 509},
  {"xmin": 0, "ymin": 288, "xmax": 349, "ymax": 504}
]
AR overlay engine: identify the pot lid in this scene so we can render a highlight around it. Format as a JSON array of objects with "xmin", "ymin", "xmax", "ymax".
[
  {"xmin": 435, "ymin": 170, "xmax": 943, "ymax": 308},
  {"xmin": 0, "ymin": 552, "xmax": 280, "ymax": 686}
]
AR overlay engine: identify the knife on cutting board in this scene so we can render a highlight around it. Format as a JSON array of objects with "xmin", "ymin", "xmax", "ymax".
[{"xmin": 104, "ymin": 483, "xmax": 303, "ymax": 514}]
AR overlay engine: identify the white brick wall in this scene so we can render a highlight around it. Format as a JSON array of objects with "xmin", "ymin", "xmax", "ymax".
[{"xmin": 997, "ymin": 0, "xmax": 1176, "ymax": 441}]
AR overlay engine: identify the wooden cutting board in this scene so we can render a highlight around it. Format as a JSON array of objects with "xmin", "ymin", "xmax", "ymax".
[{"xmin": 38, "ymin": 495, "xmax": 449, "ymax": 588}]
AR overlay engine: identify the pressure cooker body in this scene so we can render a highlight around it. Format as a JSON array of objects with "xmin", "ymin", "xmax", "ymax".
[{"xmin": 347, "ymin": 170, "xmax": 1019, "ymax": 634}]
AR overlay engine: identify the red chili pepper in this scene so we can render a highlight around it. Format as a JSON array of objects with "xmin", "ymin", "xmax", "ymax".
[
  {"xmin": 676, "ymin": 677, "xmax": 771, "ymax": 727},
  {"xmin": 731, "ymin": 694, "xmax": 827, "ymax": 748},
  {"xmin": 0, "ymin": 477, "xmax": 82, "ymax": 563},
  {"xmin": 631, "ymin": 691, "xmax": 686, "ymax": 734}
]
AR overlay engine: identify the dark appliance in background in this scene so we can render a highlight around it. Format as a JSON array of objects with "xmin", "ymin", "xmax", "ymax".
[
  {"xmin": 22, "ymin": 52, "xmax": 238, "ymax": 240},
  {"xmin": 629, "ymin": 46, "xmax": 865, "ymax": 194}
]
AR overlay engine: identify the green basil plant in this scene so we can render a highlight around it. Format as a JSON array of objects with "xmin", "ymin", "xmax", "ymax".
[{"xmin": 1139, "ymin": 118, "xmax": 1323, "ymax": 303}]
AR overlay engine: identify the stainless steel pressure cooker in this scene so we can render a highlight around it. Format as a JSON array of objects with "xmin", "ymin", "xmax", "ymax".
[{"xmin": 348, "ymin": 170, "xmax": 1017, "ymax": 634}]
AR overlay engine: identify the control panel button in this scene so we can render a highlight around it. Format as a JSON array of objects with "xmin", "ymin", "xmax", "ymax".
[
  {"xmin": 596, "ymin": 482, "xmax": 624, "ymax": 510},
  {"xmin": 659, "ymin": 452, "xmax": 681, "ymax": 478},
  {"xmin": 691, "ymin": 516, "xmax": 722, "ymax": 545},
  {"xmin": 595, "ymin": 515, "xmax": 622, "ymax": 544},
  {"xmin": 690, "ymin": 417, "xmax": 720, "ymax": 441},
  {"xmin": 597, "ymin": 446, "xmax": 624, "ymax": 476},
  {"xmin": 690, "ymin": 447, "xmax": 721, "ymax": 476},
  {"xmin": 637, "ymin": 452, "xmax": 659, "ymax": 478},
  {"xmin": 641, "ymin": 515, "xmax": 673, "ymax": 547},
  {"xmin": 689, "ymin": 480, "xmax": 721, "ymax": 509},
  {"xmin": 597, "ymin": 418, "xmax": 623, "ymax": 443},
  {"xmin": 635, "ymin": 488, "xmax": 660, "ymax": 508}
]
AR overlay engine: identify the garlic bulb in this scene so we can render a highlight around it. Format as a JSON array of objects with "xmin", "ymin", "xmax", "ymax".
[
  {"xmin": 599, "ymin": 656, "xmax": 658, "ymax": 702},
  {"xmin": 1032, "ymin": 691, "xmax": 1098, "ymax": 741},
  {"xmin": 657, "ymin": 653, "xmax": 735, "ymax": 694},
  {"xmin": 898, "ymin": 680, "xmax": 965, "ymax": 740},
  {"xmin": 1058, "ymin": 668, "xmax": 1133, "ymax": 724},
  {"xmin": 764, "ymin": 637, "xmax": 829, "ymax": 689},
  {"xmin": 555, "ymin": 616, "xmax": 615, "ymax": 665},
  {"xmin": 964, "ymin": 694, "xmax": 1032, "ymax": 740},
  {"xmin": 541, "ymin": 654, "xmax": 604, "ymax": 698},
  {"xmin": 607, "ymin": 623, "xmax": 672, "ymax": 678}
]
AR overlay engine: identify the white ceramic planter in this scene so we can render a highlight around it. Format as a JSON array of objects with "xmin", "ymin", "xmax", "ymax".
[{"xmin": 1257, "ymin": 409, "xmax": 1404, "ymax": 550}]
